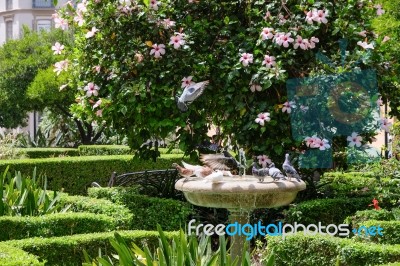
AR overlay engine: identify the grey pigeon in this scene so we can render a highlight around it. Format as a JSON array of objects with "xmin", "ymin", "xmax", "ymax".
[
  {"xmin": 176, "ymin": 80, "xmax": 209, "ymax": 112},
  {"xmin": 268, "ymin": 163, "xmax": 286, "ymax": 181},
  {"xmin": 200, "ymin": 152, "xmax": 244, "ymax": 172},
  {"xmin": 252, "ymin": 162, "xmax": 269, "ymax": 182},
  {"xmin": 282, "ymin": 153, "xmax": 301, "ymax": 181}
]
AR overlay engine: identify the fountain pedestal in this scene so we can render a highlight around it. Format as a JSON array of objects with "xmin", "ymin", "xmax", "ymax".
[{"xmin": 175, "ymin": 175, "xmax": 306, "ymax": 261}]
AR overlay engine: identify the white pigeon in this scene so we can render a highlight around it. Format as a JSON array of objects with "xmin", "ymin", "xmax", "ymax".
[
  {"xmin": 282, "ymin": 153, "xmax": 301, "ymax": 181},
  {"xmin": 176, "ymin": 80, "xmax": 209, "ymax": 112},
  {"xmin": 204, "ymin": 170, "xmax": 224, "ymax": 183}
]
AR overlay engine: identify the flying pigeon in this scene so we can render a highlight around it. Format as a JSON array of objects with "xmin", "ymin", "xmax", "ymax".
[
  {"xmin": 200, "ymin": 152, "xmax": 244, "ymax": 172},
  {"xmin": 282, "ymin": 153, "xmax": 301, "ymax": 181},
  {"xmin": 252, "ymin": 162, "xmax": 269, "ymax": 182},
  {"xmin": 176, "ymin": 80, "xmax": 209, "ymax": 112},
  {"xmin": 268, "ymin": 163, "xmax": 287, "ymax": 181},
  {"xmin": 181, "ymin": 161, "xmax": 214, "ymax": 178}
]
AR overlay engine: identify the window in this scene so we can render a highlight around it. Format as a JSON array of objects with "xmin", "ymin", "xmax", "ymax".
[
  {"xmin": 36, "ymin": 20, "xmax": 52, "ymax": 32},
  {"xmin": 6, "ymin": 0, "xmax": 12, "ymax": 10},
  {"xmin": 6, "ymin": 21, "xmax": 13, "ymax": 41},
  {"xmin": 32, "ymin": 0, "xmax": 54, "ymax": 8}
]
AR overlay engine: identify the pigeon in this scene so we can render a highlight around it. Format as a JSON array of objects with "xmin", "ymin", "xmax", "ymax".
[
  {"xmin": 268, "ymin": 163, "xmax": 287, "ymax": 181},
  {"xmin": 252, "ymin": 162, "xmax": 269, "ymax": 182},
  {"xmin": 200, "ymin": 153, "xmax": 243, "ymax": 171},
  {"xmin": 204, "ymin": 170, "xmax": 224, "ymax": 183},
  {"xmin": 181, "ymin": 161, "xmax": 214, "ymax": 178},
  {"xmin": 172, "ymin": 163, "xmax": 195, "ymax": 178},
  {"xmin": 176, "ymin": 80, "xmax": 209, "ymax": 112},
  {"xmin": 282, "ymin": 153, "xmax": 301, "ymax": 181}
]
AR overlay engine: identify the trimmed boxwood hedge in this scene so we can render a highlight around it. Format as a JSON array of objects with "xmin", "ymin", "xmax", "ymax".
[
  {"xmin": 345, "ymin": 209, "xmax": 395, "ymax": 227},
  {"xmin": 59, "ymin": 194, "xmax": 133, "ymax": 229},
  {"xmin": 0, "ymin": 243, "xmax": 44, "ymax": 265},
  {"xmin": 353, "ymin": 220, "xmax": 400, "ymax": 245},
  {"xmin": 0, "ymin": 213, "xmax": 115, "ymax": 241},
  {"xmin": 0, "ymin": 154, "xmax": 187, "ymax": 195},
  {"xmin": 16, "ymin": 148, "xmax": 79, "ymax": 158},
  {"xmin": 284, "ymin": 197, "xmax": 371, "ymax": 225},
  {"xmin": 78, "ymin": 145, "xmax": 132, "ymax": 156},
  {"xmin": 88, "ymin": 187, "xmax": 193, "ymax": 231},
  {"xmin": 6, "ymin": 230, "xmax": 179, "ymax": 266},
  {"xmin": 265, "ymin": 233, "xmax": 400, "ymax": 266}
]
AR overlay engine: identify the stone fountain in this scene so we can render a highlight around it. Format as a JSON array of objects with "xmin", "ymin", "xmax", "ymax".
[{"xmin": 175, "ymin": 174, "xmax": 306, "ymax": 261}]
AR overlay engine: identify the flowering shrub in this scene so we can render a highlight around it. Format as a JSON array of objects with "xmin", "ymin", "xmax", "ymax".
[{"xmin": 54, "ymin": 0, "xmax": 390, "ymax": 165}]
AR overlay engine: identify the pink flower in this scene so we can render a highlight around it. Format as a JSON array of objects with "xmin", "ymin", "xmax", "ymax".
[
  {"xmin": 313, "ymin": 10, "xmax": 329, "ymax": 24},
  {"xmin": 169, "ymin": 34, "xmax": 185, "ymax": 49},
  {"xmin": 84, "ymin": 82, "xmax": 100, "ymax": 97},
  {"xmin": 293, "ymin": 36, "xmax": 308, "ymax": 50},
  {"xmin": 308, "ymin": 37, "xmax": 319, "ymax": 49},
  {"xmin": 255, "ymin": 112, "xmax": 271, "ymax": 126},
  {"xmin": 257, "ymin": 155, "xmax": 272, "ymax": 168},
  {"xmin": 51, "ymin": 42, "xmax": 64, "ymax": 55},
  {"xmin": 382, "ymin": 36, "xmax": 390, "ymax": 43},
  {"xmin": 347, "ymin": 132, "xmax": 362, "ymax": 147},
  {"xmin": 278, "ymin": 13, "xmax": 287, "ymax": 25},
  {"xmin": 93, "ymin": 99, "xmax": 102, "ymax": 109},
  {"xmin": 300, "ymin": 105, "xmax": 309, "ymax": 112},
  {"xmin": 380, "ymin": 118, "xmax": 392, "ymax": 132},
  {"xmin": 357, "ymin": 41, "xmax": 374, "ymax": 50},
  {"xmin": 53, "ymin": 60, "xmax": 69, "ymax": 75},
  {"xmin": 150, "ymin": 0, "xmax": 160, "ymax": 10},
  {"xmin": 74, "ymin": 14, "xmax": 85, "ymax": 26},
  {"xmin": 305, "ymin": 136, "xmax": 320, "ymax": 148},
  {"xmin": 85, "ymin": 27, "xmax": 99, "ymax": 38},
  {"xmin": 260, "ymin": 27, "xmax": 274, "ymax": 40},
  {"xmin": 358, "ymin": 30, "xmax": 367, "ymax": 37},
  {"xmin": 305, "ymin": 10, "xmax": 315, "ymax": 24},
  {"xmin": 181, "ymin": 76, "xmax": 195, "ymax": 88},
  {"xmin": 77, "ymin": 2, "xmax": 87, "ymax": 13},
  {"xmin": 96, "ymin": 109, "xmax": 103, "ymax": 117},
  {"xmin": 249, "ymin": 82, "xmax": 262, "ymax": 92},
  {"xmin": 262, "ymin": 55, "xmax": 276, "ymax": 68},
  {"xmin": 375, "ymin": 4, "xmax": 385, "ymax": 16},
  {"xmin": 54, "ymin": 17, "xmax": 68, "ymax": 31},
  {"xmin": 315, "ymin": 138, "xmax": 330, "ymax": 150},
  {"xmin": 162, "ymin": 18, "xmax": 176, "ymax": 29},
  {"xmin": 239, "ymin": 53, "xmax": 253, "ymax": 67},
  {"xmin": 93, "ymin": 65, "xmax": 101, "ymax": 73},
  {"xmin": 282, "ymin": 101, "xmax": 296, "ymax": 113},
  {"xmin": 150, "ymin": 43, "xmax": 166, "ymax": 58},
  {"xmin": 276, "ymin": 33, "xmax": 294, "ymax": 48},
  {"xmin": 264, "ymin": 11, "xmax": 271, "ymax": 20}
]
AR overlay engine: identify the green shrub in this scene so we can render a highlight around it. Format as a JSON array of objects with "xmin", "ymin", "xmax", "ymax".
[
  {"xmin": 345, "ymin": 209, "xmax": 395, "ymax": 227},
  {"xmin": 377, "ymin": 263, "xmax": 400, "ymax": 266},
  {"xmin": 353, "ymin": 220, "xmax": 400, "ymax": 245},
  {"xmin": 16, "ymin": 148, "xmax": 79, "ymax": 158},
  {"xmin": 0, "ymin": 243, "xmax": 44, "ymax": 265},
  {"xmin": 87, "ymin": 187, "xmax": 139, "ymax": 199},
  {"xmin": 284, "ymin": 197, "xmax": 371, "ymax": 225},
  {"xmin": 393, "ymin": 208, "xmax": 400, "ymax": 220},
  {"xmin": 0, "ymin": 154, "xmax": 187, "ymax": 195},
  {"xmin": 0, "ymin": 212, "xmax": 115, "ymax": 241},
  {"xmin": 88, "ymin": 187, "xmax": 193, "ymax": 231},
  {"xmin": 6, "ymin": 230, "xmax": 179, "ymax": 266},
  {"xmin": 158, "ymin": 148, "xmax": 184, "ymax": 154},
  {"xmin": 265, "ymin": 233, "xmax": 400, "ymax": 266},
  {"xmin": 0, "ymin": 168, "xmax": 66, "ymax": 216},
  {"xmin": 78, "ymin": 145, "xmax": 132, "ymax": 156},
  {"xmin": 59, "ymin": 194, "xmax": 133, "ymax": 229}
]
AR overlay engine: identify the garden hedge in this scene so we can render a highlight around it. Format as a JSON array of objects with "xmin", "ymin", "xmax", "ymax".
[
  {"xmin": 284, "ymin": 197, "xmax": 372, "ymax": 225},
  {"xmin": 0, "ymin": 154, "xmax": 187, "ymax": 194},
  {"xmin": 0, "ymin": 213, "xmax": 115, "ymax": 241},
  {"xmin": 78, "ymin": 145, "xmax": 132, "ymax": 156},
  {"xmin": 0, "ymin": 243, "xmax": 44, "ymax": 265},
  {"xmin": 6, "ymin": 230, "xmax": 179, "ymax": 266},
  {"xmin": 353, "ymin": 220, "xmax": 400, "ymax": 245},
  {"xmin": 265, "ymin": 233, "xmax": 400, "ymax": 266},
  {"xmin": 59, "ymin": 194, "xmax": 133, "ymax": 229},
  {"xmin": 345, "ymin": 209, "xmax": 395, "ymax": 227},
  {"xmin": 16, "ymin": 148, "xmax": 79, "ymax": 158},
  {"xmin": 88, "ymin": 187, "xmax": 193, "ymax": 231}
]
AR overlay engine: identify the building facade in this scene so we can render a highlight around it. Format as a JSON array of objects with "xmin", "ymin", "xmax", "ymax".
[{"xmin": 0, "ymin": 0, "xmax": 68, "ymax": 138}]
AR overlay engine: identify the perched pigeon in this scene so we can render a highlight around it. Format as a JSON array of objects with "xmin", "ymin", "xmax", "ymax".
[
  {"xmin": 252, "ymin": 162, "xmax": 269, "ymax": 182},
  {"xmin": 204, "ymin": 170, "xmax": 224, "ymax": 183},
  {"xmin": 172, "ymin": 163, "xmax": 194, "ymax": 178},
  {"xmin": 282, "ymin": 153, "xmax": 301, "ymax": 181},
  {"xmin": 268, "ymin": 163, "xmax": 286, "ymax": 181},
  {"xmin": 176, "ymin": 80, "xmax": 209, "ymax": 112},
  {"xmin": 200, "ymin": 153, "xmax": 243, "ymax": 171}
]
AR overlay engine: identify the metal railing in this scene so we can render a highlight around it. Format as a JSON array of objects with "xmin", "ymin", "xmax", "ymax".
[{"xmin": 32, "ymin": 0, "xmax": 55, "ymax": 8}]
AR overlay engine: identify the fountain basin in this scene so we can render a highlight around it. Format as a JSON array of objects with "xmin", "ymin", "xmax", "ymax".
[{"xmin": 175, "ymin": 175, "xmax": 306, "ymax": 210}]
